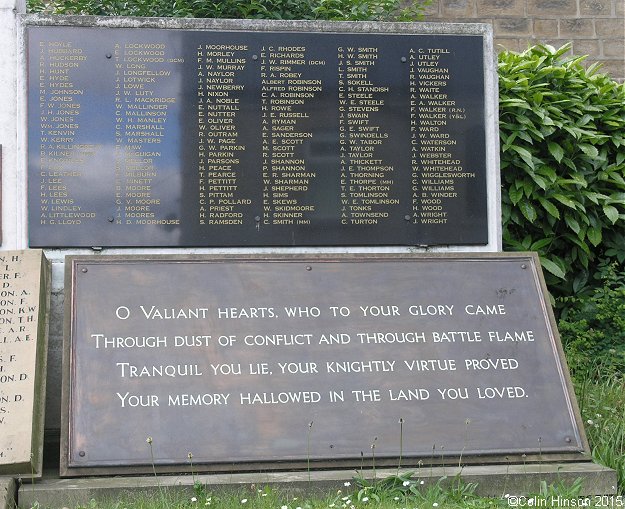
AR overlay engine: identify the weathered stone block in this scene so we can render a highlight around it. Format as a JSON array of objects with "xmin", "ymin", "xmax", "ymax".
[
  {"xmin": 596, "ymin": 18, "xmax": 624, "ymax": 36},
  {"xmin": 495, "ymin": 17, "xmax": 532, "ymax": 35},
  {"xmin": 441, "ymin": 0, "xmax": 476, "ymax": 17},
  {"xmin": 534, "ymin": 18, "xmax": 559, "ymax": 37},
  {"xmin": 528, "ymin": 0, "xmax": 577, "ymax": 15},
  {"xmin": 0, "ymin": 477, "xmax": 17, "ymax": 509},
  {"xmin": 580, "ymin": 0, "xmax": 611, "ymax": 15},
  {"xmin": 572, "ymin": 38, "xmax": 601, "ymax": 56},
  {"xmin": 603, "ymin": 39, "xmax": 625, "ymax": 57},
  {"xmin": 423, "ymin": 0, "xmax": 441, "ymax": 17},
  {"xmin": 560, "ymin": 18, "xmax": 595, "ymax": 36},
  {"xmin": 494, "ymin": 37, "xmax": 523, "ymax": 51},
  {"xmin": 478, "ymin": 0, "xmax": 525, "ymax": 17}
]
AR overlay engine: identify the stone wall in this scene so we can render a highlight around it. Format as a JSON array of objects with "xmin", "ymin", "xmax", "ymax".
[{"xmin": 423, "ymin": 0, "xmax": 624, "ymax": 80}]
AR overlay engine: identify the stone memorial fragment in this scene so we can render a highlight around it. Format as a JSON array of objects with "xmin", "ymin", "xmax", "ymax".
[{"xmin": 0, "ymin": 250, "xmax": 50, "ymax": 476}]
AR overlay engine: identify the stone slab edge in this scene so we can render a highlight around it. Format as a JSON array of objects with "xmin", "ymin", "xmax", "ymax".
[
  {"xmin": 18, "ymin": 463, "xmax": 617, "ymax": 508},
  {"xmin": 0, "ymin": 477, "xmax": 16, "ymax": 509},
  {"xmin": 30, "ymin": 251, "xmax": 51, "ymax": 479}
]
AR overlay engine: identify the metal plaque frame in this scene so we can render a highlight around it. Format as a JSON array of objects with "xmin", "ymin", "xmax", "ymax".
[
  {"xmin": 26, "ymin": 18, "xmax": 498, "ymax": 249},
  {"xmin": 61, "ymin": 253, "xmax": 587, "ymax": 477}
]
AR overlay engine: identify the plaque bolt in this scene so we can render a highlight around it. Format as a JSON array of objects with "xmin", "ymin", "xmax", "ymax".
[
  {"xmin": 404, "ymin": 215, "xmax": 411, "ymax": 221},
  {"xmin": 254, "ymin": 216, "xmax": 261, "ymax": 222},
  {"xmin": 79, "ymin": 451, "xmax": 86, "ymax": 457},
  {"xmin": 81, "ymin": 268, "xmax": 88, "ymax": 273},
  {"xmin": 108, "ymin": 216, "xmax": 114, "ymax": 223},
  {"xmin": 306, "ymin": 266, "xmax": 312, "ymax": 271},
  {"xmin": 565, "ymin": 436, "xmax": 572, "ymax": 443},
  {"xmin": 106, "ymin": 53, "xmax": 112, "ymax": 59},
  {"xmin": 521, "ymin": 264, "xmax": 527, "ymax": 269},
  {"xmin": 401, "ymin": 57, "xmax": 407, "ymax": 63},
  {"xmin": 252, "ymin": 55, "xmax": 258, "ymax": 60}
]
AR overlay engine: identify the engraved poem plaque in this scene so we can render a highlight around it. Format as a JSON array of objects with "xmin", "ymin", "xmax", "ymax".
[
  {"xmin": 0, "ymin": 250, "xmax": 50, "ymax": 476},
  {"xmin": 62, "ymin": 254, "xmax": 585, "ymax": 476}
]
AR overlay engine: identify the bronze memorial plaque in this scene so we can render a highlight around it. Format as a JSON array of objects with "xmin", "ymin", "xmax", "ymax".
[
  {"xmin": 0, "ymin": 250, "xmax": 51, "ymax": 476},
  {"xmin": 28, "ymin": 23, "xmax": 489, "ymax": 247},
  {"xmin": 62, "ymin": 254, "xmax": 586, "ymax": 476}
]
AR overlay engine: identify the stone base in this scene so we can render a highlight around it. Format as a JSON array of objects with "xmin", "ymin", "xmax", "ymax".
[
  {"xmin": 18, "ymin": 462, "xmax": 617, "ymax": 508},
  {"xmin": 1, "ymin": 477, "xmax": 17, "ymax": 509}
]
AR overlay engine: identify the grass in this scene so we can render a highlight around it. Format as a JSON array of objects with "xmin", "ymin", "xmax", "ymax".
[
  {"xmin": 23, "ymin": 469, "xmax": 612, "ymax": 509},
  {"xmin": 30, "ymin": 478, "xmax": 504, "ymax": 509},
  {"xmin": 574, "ymin": 363, "xmax": 625, "ymax": 491},
  {"xmin": 28, "ymin": 475, "xmax": 617, "ymax": 509}
]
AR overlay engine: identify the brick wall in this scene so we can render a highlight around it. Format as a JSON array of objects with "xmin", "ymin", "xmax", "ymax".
[{"xmin": 423, "ymin": 0, "xmax": 625, "ymax": 80}]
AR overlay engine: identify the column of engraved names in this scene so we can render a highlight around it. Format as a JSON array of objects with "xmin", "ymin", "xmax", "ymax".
[
  {"xmin": 196, "ymin": 44, "xmax": 250, "ymax": 225},
  {"xmin": 260, "ymin": 45, "xmax": 324, "ymax": 225},
  {"xmin": 338, "ymin": 46, "xmax": 396, "ymax": 226},
  {"xmin": 411, "ymin": 48, "xmax": 470, "ymax": 225},
  {"xmin": 37, "ymin": 40, "xmax": 96, "ymax": 227},
  {"xmin": 113, "ymin": 43, "xmax": 180, "ymax": 226}
]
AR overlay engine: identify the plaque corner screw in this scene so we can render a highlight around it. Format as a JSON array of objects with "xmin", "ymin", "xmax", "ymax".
[
  {"xmin": 565, "ymin": 436, "xmax": 572, "ymax": 443},
  {"xmin": 79, "ymin": 450, "xmax": 86, "ymax": 457},
  {"xmin": 81, "ymin": 268, "xmax": 88, "ymax": 274},
  {"xmin": 521, "ymin": 264, "xmax": 527, "ymax": 269}
]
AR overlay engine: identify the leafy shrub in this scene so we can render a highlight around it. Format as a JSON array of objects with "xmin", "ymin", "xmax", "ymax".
[
  {"xmin": 559, "ymin": 263, "xmax": 625, "ymax": 374},
  {"xmin": 27, "ymin": 0, "xmax": 426, "ymax": 21},
  {"xmin": 499, "ymin": 44, "xmax": 625, "ymax": 300}
]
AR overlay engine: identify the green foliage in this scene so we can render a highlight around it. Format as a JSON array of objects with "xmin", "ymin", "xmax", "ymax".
[
  {"xmin": 27, "ymin": 0, "xmax": 426, "ymax": 21},
  {"xmin": 352, "ymin": 472, "xmax": 483, "ymax": 507},
  {"xmin": 573, "ymin": 365, "xmax": 625, "ymax": 493},
  {"xmin": 498, "ymin": 44, "xmax": 625, "ymax": 300},
  {"xmin": 558, "ymin": 263, "xmax": 625, "ymax": 374},
  {"xmin": 532, "ymin": 477, "xmax": 584, "ymax": 500},
  {"xmin": 564, "ymin": 265, "xmax": 625, "ymax": 492}
]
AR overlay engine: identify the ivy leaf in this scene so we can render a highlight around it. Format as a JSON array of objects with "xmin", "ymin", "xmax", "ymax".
[
  {"xmin": 509, "ymin": 185, "xmax": 524, "ymax": 205},
  {"xmin": 572, "ymin": 272, "xmax": 588, "ymax": 294},
  {"xmin": 547, "ymin": 141, "xmax": 564, "ymax": 163},
  {"xmin": 540, "ymin": 257, "xmax": 566, "ymax": 279},
  {"xmin": 603, "ymin": 205, "xmax": 619, "ymax": 224},
  {"xmin": 518, "ymin": 201, "xmax": 537, "ymax": 222},
  {"xmin": 538, "ymin": 197, "xmax": 560, "ymax": 219},
  {"xmin": 587, "ymin": 227, "xmax": 602, "ymax": 246},
  {"xmin": 564, "ymin": 213, "xmax": 580, "ymax": 235},
  {"xmin": 530, "ymin": 237, "xmax": 552, "ymax": 250},
  {"xmin": 579, "ymin": 144, "xmax": 599, "ymax": 158},
  {"xmin": 510, "ymin": 145, "xmax": 535, "ymax": 169},
  {"xmin": 532, "ymin": 174, "xmax": 548, "ymax": 190},
  {"xmin": 552, "ymin": 194, "xmax": 577, "ymax": 209}
]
